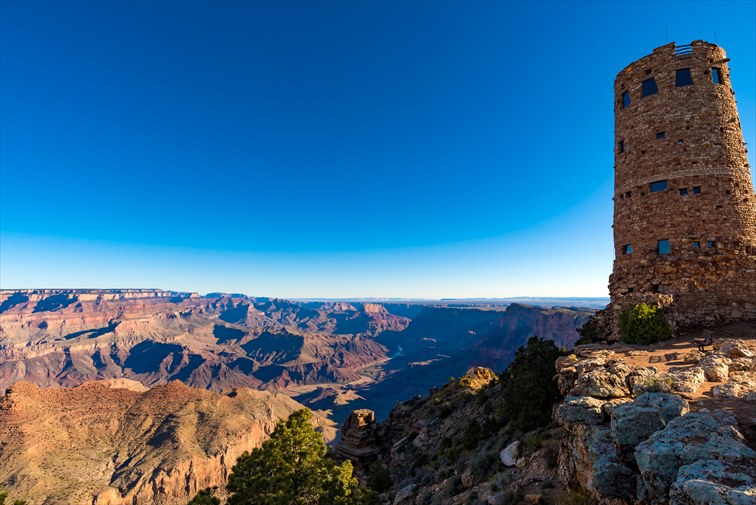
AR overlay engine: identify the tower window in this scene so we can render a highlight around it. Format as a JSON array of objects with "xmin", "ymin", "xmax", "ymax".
[
  {"xmin": 650, "ymin": 180, "xmax": 668, "ymax": 192},
  {"xmin": 621, "ymin": 91, "xmax": 631, "ymax": 108},
  {"xmin": 693, "ymin": 241, "xmax": 700, "ymax": 248},
  {"xmin": 712, "ymin": 68, "xmax": 724, "ymax": 84},
  {"xmin": 622, "ymin": 244, "xmax": 632, "ymax": 254},
  {"xmin": 619, "ymin": 140, "xmax": 625, "ymax": 154},
  {"xmin": 707, "ymin": 241, "xmax": 716, "ymax": 248},
  {"xmin": 675, "ymin": 68, "xmax": 693, "ymax": 87},
  {"xmin": 658, "ymin": 240, "xmax": 671, "ymax": 255},
  {"xmin": 641, "ymin": 78, "xmax": 658, "ymax": 97},
  {"xmin": 656, "ymin": 131, "xmax": 665, "ymax": 140},
  {"xmin": 679, "ymin": 188, "xmax": 688, "ymax": 196},
  {"xmin": 692, "ymin": 186, "xmax": 701, "ymax": 194}
]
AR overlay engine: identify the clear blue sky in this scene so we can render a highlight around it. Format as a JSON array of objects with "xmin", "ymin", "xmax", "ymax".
[{"xmin": 1, "ymin": 1, "xmax": 754, "ymax": 298}]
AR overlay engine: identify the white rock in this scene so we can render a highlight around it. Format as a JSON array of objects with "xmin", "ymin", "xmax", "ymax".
[{"xmin": 500, "ymin": 440, "xmax": 521, "ymax": 466}]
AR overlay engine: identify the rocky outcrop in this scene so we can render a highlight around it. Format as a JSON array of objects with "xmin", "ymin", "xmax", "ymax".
[
  {"xmin": 636, "ymin": 410, "xmax": 755, "ymax": 503},
  {"xmin": 554, "ymin": 339, "xmax": 756, "ymax": 505},
  {"xmin": 334, "ymin": 409, "xmax": 379, "ymax": 471},
  {"xmin": 0, "ymin": 380, "xmax": 333, "ymax": 504}
]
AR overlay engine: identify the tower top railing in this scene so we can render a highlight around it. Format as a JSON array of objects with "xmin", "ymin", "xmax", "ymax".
[{"xmin": 674, "ymin": 44, "xmax": 693, "ymax": 58}]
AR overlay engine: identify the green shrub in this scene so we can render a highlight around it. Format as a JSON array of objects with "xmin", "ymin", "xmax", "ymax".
[
  {"xmin": 187, "ymin": 488, "xmax": 220, "ymax": 505},
  {"xmin": 558, "ymin": 488, "xmax": 596, "ymax": 505},
  {"xmin": 522, "ymin": 432, "xmax": 545, "ymax": 454},
  {"xmin": 619, "ymin": 303, "xmax": 671, "ymax": 345},
  {"xmin": 500, "ymin": 337, "xmax": 566, "ymax": 432},
  {"xmin": 0, "ymin": 492, "xmax": 26, "ymax": 505},
  {"xmin": 635, "ymin": 375, "xmax": 673, "ymax": 394}
]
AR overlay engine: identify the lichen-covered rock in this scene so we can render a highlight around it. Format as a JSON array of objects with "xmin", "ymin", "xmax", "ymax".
[
  {"xmin": 711, "ymin": 372, "xmax": 756, "ymax": 400},
  {"xmin": 572, "ymin": 361, "xmax": 632, "ymax": 398},
  {"xmin": 556, "ymin": 396, "xmax": 604, "ymax": 426},
  {"xmin": 669, "ymin": 457, "xmax": 756, "ymax": 505},
  {"xmin": 697, "ymin": 353, "xmax": 731, "ymax": 382},
  {"xmin": 729, "ymin": 356, "xmax": 756, "ymax": 372},
  {"xmin": 669, "ymin": 367, "xmax": 706, "ymax": 393},
  {"xmin": 611, "ymin": 393, "xmax": 689, "ymax": 458},
  {"xmin": 714, "ymin": 339, "xmax": 755, "ymax": 359},
  {"xmin": 635, "ymin": 410, "xmax": 756, "ymax": 504},
  {"xmin": 587, "ymin": 427, "xmax": 637, "ymax": 501},
  {"xmin": 500, "ymin": 441, "xmax": 521, "ymax": 467}
]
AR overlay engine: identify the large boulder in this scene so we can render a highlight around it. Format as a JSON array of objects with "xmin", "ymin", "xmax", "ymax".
[
  {"xmin": 635, "ymin": 410, "xmax": 756, "ymax": 504},
  {"xmin": 611, "ymin": 393, "xmax": 689, "ymax": 459},
  {"xmin": 697, "ymin": 354, "xmax": 731, "ymax": 382},
  {"xmin": 713, "ymin": 339, "xmax": 755, "ymax": 359},
  {"xmin": 669, "ymin": 367, "xmax": 706, "ymax": 393},
  {"xmin": 572, "ymin": 361, "xmax": 633, "ymax": 399},
  {"xmin": 669, "ymin": 457, "xmax": 756, "ymax": 505},
  {"xmin": 711, "ymin": 372, "xmax": 756, "ymax": 400},
  {"xmin": 500, "ymin": 441, "xmax": 520, "ymax": 467}
]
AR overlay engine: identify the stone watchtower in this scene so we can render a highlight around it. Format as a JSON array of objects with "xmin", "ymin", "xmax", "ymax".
[{"xmin": 609, "ymin": 41, "xmax": 756, "ymax": 329}]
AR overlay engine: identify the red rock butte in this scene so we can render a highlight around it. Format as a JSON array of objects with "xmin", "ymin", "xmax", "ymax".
[{"xmin": 609, "ymin": 40, "xmax": 756, "ymax": 330}]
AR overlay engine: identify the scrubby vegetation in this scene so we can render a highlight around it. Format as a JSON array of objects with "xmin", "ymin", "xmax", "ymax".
[
  {"xmin": 192, "ymin": 409, "xmax": 377, "ymax": 505},
  {"xmin": 0, "ymin": 492, "xmax": 26, "ymax": 505},
  {"xmin": 619, "ymin": 303, "xmax": 671, "ymax": 345},
  {"xmin": 187, "ymin": 488, "xmax": 220, "ymax": 505},
  {"xmin": 575, "ymin": 308, "xmax": 611, "ymax": 345},
  {"xmin": 500, "ymin": 337, "xmax": 567, "ymax": 431}
]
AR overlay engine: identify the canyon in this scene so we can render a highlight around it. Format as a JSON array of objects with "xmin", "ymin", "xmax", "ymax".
[
  {"xmin": 0, "ymin": 288, "xmax": 593, "ymax": 504},
  {"xmin": 0, "ymin": 289, "xmax": 592, "ymax": 423}
]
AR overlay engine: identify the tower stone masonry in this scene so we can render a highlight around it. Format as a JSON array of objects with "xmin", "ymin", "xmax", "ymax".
[{"xmin": 609, "ymin": 40, "xmax": 756, "ymax": 330}]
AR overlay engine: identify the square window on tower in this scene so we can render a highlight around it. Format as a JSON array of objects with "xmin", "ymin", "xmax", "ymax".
[
  {"xmin": 712, "ymin": 68, "xmax": 724, "ymax": 85},
  {"xmin": 622, "ymin": 244, "xmax": 632, "ymax": 254},
  {"xmin": 656, "ymin": 131, "xmax": 666, "ymax": 140},
  {"xmin": 676, "ymin": 68, "xmax": 693, "ymax": 87},
  {"xmin": 621, "ymin": 91, "xmax": 631, "ymax": 108},
  {"xmin": 642, "ymin": 78, "xmax": 658, "ymax": 97},
  {"xmin": 658, "ymin": 240, "xmax": 671, "ymax": 255},
  {"xmin": 650, "ymin": 180, "xmax": 668, "ymax": 192},
  {"xmin": 692, "ymin": 186, "xmax": 702, "ymax": 194},
  {"xmin": 679, "ymin": 188, "xmax": 688, "ymax": 196},
  {"xmin": 693, "ymin": 241, "xmax": 700, "ymax": 248},
  {"xmin": 619, "ymin": 140, "xmax": 625, "ymax": 154}
]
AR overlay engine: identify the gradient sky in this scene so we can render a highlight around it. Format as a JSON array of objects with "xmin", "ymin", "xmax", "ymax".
[{"xmin": 1, "ymin": 1, "xmax": 754, "ymax": 298}]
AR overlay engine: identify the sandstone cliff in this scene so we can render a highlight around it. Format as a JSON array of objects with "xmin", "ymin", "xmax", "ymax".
[{"xmin": 0, "ymin": 379, "xmax": 334, "ymax": 505}]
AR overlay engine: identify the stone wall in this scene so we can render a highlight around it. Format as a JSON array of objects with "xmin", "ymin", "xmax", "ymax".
[{"xmin": 610, "ymin": 40, "xmax": 756, "ymax": 330}]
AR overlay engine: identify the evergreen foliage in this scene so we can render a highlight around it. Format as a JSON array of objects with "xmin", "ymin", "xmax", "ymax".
[
  {"xmin": 224, "ymin": 409, "xmax": 377, "ymax": 505},
  {"xmin": 500, "ymin": 337, "xmax": 566, "ymax": 432},
  {"xmin": 619, "ymin": 303, "xmax": 671, "ymax": 345},
  {"xmin": 187, "ymin": 488, "xmax": 220, "ymax": 505}
]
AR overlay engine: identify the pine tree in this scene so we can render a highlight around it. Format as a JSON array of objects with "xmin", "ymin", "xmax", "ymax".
[{"xmin": 224, "ymin": 409, "xmax": 377, "ymax": 505}]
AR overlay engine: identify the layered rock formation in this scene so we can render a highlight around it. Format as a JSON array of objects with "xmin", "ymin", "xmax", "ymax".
[
  {"xmin": 0, "ymin": 379, "xmax": 333, "ymax": 504},
  {"xmin": 0, "ymin": 289, "xmax": 408, "ymax": 392},
  {"xmin": 0, "ymin": 290, "xmax": 592, "ymax": 426}
]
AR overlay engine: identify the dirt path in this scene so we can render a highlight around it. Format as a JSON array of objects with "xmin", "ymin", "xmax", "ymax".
[{"xmin": 602, "ymin": 322, "xmax": 756, "ymax": 448}]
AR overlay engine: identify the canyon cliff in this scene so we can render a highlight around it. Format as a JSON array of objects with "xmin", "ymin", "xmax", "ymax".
[{"xmin": 0, "ymin": 379, "xmax": 334, "ymax": 504}]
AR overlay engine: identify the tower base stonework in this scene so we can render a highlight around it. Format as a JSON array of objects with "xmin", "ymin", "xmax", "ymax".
[{"xmin": 609, "ymin": 241, "xmax": 756, "ymax": 332}]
